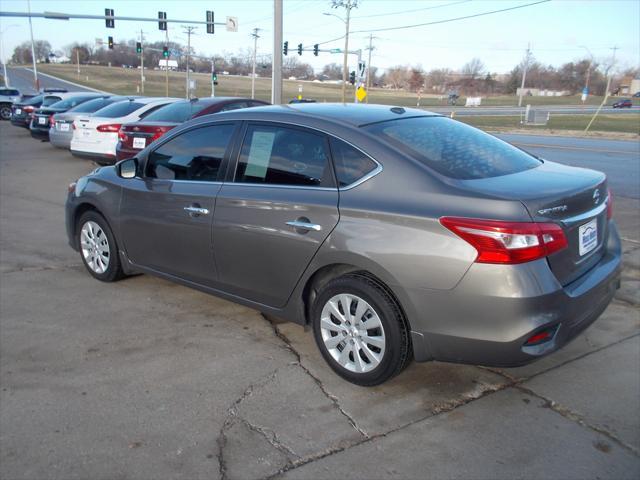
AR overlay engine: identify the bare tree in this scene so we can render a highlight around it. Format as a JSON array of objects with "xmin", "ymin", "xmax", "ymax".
[
  {"xmin": 384, "ymin": 65, "xmax": 410, "ymax": 90},
  {"xmin": 461, "ymin": 57, "xmax": 485, "ymax": 80}
]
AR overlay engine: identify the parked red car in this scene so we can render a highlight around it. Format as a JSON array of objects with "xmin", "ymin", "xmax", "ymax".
[{"xmin": 116, "ymin": 97, "xmax": 269, "ymax": 160}]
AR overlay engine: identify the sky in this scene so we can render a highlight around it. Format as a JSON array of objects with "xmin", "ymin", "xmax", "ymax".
[{"xmin": 0, "ymin": 0, "xmax": 638, "ymax": 75}]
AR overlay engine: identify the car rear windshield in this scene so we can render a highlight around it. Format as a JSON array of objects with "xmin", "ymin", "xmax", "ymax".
[
  {"xmin": 93, "ymin": 101, "xmax": 145, "ymax": 118},
  {"xmin": 42, "ymin": 96, "xmax": 62, "ymax": 107},
  {"xmin": 142, "ymin": 101, "xmax": 208, "ymax": 122},
  {"xmin": 67, "ymin": 97, "xmax": 114, "ymax": 113},
  {"xmin": 364, "ymin": 116, "xmax": 541, "ymax": 180},
  {"xmin": 23, "ymin": 95, "xmax": 43, "ymax": 105},
  {"xmin": 0, "ymin": 89, "xmax": 20, "ymax": 96},
  {"xmin": 48, "ymin": 95, "xmax": 98, "ymax": 110}
]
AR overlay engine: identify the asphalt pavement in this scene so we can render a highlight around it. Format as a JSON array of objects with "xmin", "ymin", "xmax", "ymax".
[
  {"xmin": 0, "ymin": 122, "xmax": 638, "ymax": 480},
  {"xmin": 3, "ymin": 66, "xmax": 106, "ymax": 95}
]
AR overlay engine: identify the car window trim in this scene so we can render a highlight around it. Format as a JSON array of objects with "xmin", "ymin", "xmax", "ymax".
[{"xmin": 140, "ymin": 121, "xmax": 241, "ymax": 183}]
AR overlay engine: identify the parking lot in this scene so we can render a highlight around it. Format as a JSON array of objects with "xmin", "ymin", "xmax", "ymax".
[{"xmin": 0, "ymin": 121, "xmax": 639, "ymax": 479}]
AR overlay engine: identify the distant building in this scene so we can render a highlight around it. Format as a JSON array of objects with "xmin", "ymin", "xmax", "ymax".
[
  {"xmin": 618, "ymin": 76, "xmax": 640, "ymax": 95},
  {"xmin": 48, "ymin": 53, "xmax": 70, "ymax": 64},
  {"xmin": 158, "ymin": 59, "xmax": 178, "ymax": 71},
  {"xmin": 516, "ymin": 88, "xmax": 570, "ymax": 97}
]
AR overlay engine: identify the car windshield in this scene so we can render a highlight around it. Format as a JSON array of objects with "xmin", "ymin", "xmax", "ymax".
[
  {"xmin": 48, "ymin": 95, "xmax": 98, "ymax": 110},
  {"xmin": 67, "ymin": 97, "xmax": 115, "ymax": 113},
  {"xmin": 42, "ymin": 96, "xmax": 62, "ymax": 107},
  {"xmin": 142, "ymin": 101, "xmax": 208, "ymax": 122},
  {"xmin": 93, "ymin": 101, "xmax": 145, "ymax": 118},
  {"xmin": 364, "ymin": 116, "xmax": 541, "ymax": 180}
]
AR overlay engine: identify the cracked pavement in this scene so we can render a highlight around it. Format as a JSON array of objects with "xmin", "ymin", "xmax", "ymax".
[{"xmin": 1, "ymin": 122, "xmax": 639, "ymax": 479}]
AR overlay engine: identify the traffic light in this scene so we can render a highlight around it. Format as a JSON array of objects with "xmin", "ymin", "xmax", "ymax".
[
  {"xmin": 136, "ymin": 42, "xmax": 142, "ymax": 54},
  {"xmin": 162, "ymin": 46, "xmax": 169, "ymax": 58},
  {"xmin": 283, "ymin": 41, "xmax": 288, "ymax": 56},
  {"xmin": 206, "ymin": 11, "xmax": 214, "ymax": 34},
  {"xmin": 158, "ymin": 11, "xmax": 167, "ymax": 31},
  {"xmin": 313, "ymin": 44, "xmax": 319, "ymax": 56},
  {"xmin": 297, "ymin": 43, "xmax": 303, "ymax": 56},
  {"xmin": 349, "ymin": 71, "xmax": 356, "ymax": 85},
  {"xmin": 105, "ymin": 8, "xmax": 114, "ymax": 28},
  {"xmin": 108, "ymin": 36, "xmax": 114, "ymax": 50},
  {"xmin": 212, "ymin": 71, "xmax": 218, "ymax": 85}
]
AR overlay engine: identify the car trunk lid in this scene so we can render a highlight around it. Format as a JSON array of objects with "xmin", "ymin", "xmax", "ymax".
[
  {"xmin": 119, "ymin": 121, "xmax": 177, "ymax": 150},
  {"xmin": 459, "ymin": 160, "xmax": 608, "ymax": 286}
]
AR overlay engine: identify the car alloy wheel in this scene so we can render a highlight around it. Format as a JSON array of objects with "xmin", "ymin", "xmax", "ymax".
[
  {"xmin": 320, "ymin": 293, "xmax": 386, "ymax": 373},
  {"xmin": 0, "ymin": 106, "xmax": 11, "ymax": 120},
  {"xmin": 80, "ymin": 220, "xmax": 111, "ymax": 274}
]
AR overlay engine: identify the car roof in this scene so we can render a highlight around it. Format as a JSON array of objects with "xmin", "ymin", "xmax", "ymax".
[
  {"xmin": 217, "ymin": 103, "xmax": 437, "ymax": 127},
  {"xmin": 135, "ymin": 96, "xmax": 181, "ymax": 104}
]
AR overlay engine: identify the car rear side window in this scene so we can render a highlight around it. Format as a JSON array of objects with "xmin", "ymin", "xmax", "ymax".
[
  {"xmin": 94, "ymin": 101, "xmax": 144, "ymax": 118},
  {"xmin": 48, "ymin": 96, "xmax": 97, "ymax": 110},
  {"xmin": 142, "ymin": 101, "xmax": 205, "ymax": 122},
  {"xmin": 146, "ymin": 124, "xmax": 235, "ymax": 182},
  {"xmin": 235, "ymin": 125, "xmax": 332, "ymax": 187},
  {"xmin": 68, "ymin": 97, "xmax": 112, "ymax": 113},
  {"xmin": 364, "ymin": 116, "xmax": 541, "ymax": 180},
  {"xmin": 329, "ymin": 138, "xmax": 378, "ymax": 187}
]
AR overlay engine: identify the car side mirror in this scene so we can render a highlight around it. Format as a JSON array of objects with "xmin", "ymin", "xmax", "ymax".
[{"xmin": 117, "ymin": 158, "xmax": 138, "ymax": 179}]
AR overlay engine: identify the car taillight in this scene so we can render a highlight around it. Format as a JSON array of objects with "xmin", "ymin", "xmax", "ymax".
[
  {"xmin": 118, "ymin": 128, "xmax": 128, "ymax": 142},
  {"xmin": 150, "ymin": 127, "xmax": 172, "ymax": 142},
  {"xmin": 23, "ymin": 106, "xmax": 34, "ymax": 113},
  {"xmin": 49, "ymin": 115, "xmax": 55, "ymax": 127},
  {"xmin": 607, "ymin": 189, "xmax": 613, "ymax": 220},
  {"xmin": 96, "ymin": 123, "xmax": 122, "ymax": 132},
  {"xmin": 440, "ymin": 217, "xmax": 568, "ymax": 264},
  {"xmin": 72, "ymin": 121, "xmax": 76, "ymax": 130}
]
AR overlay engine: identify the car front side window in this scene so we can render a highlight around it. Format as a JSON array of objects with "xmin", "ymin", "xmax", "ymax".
[
  {"xmin": 146, "ymin": 124, "xmax": 235, "ymax": 182},
  {"xmin": 235, "ymin": 124, "xmax": 333, "ymax": 187}
]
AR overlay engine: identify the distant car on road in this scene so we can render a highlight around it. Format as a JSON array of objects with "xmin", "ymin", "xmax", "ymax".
[
  {"xmin": 289, "ymin": 98, "xmax": 317, "ymax": 104},
  {"xmin": 40, "ymin": 87, "xmax": 68, "ymax": 94},
  {"xmin": 65, "ymin": 104, "xmax": 621, "ymax": 386},
  {"xmin": 0, "ymin": 87, "xmax": 21, "ymax": 120},
  {"xmin": 70, "ymin": 97, "xmax": 180, "ymax": 164},
  {"xmin": 633, "ymin": 92, "xmax": 640, "ymax": 98},
  {"xmin": 30, "ymin": 93, "xmax": 104, "ymax": 140},
  {"xmin": 10, "ymin": 93, "xmax": 66, "ymax": 128},
  {"xmin": 612, "ymin": 98, "xmax": 632, "ymax": 108},
  {"xmin": 116, "ymin": 97, "xmax": 269, "ymax": 160},
  {"xmin": 50, "ymin": 96, "xmax": 137, "ymax": 150}
]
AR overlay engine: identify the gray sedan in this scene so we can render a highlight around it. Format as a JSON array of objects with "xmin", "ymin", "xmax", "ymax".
[{"xmin": 65, "ymin": 104, "xmax": 621, "ymax": 386}]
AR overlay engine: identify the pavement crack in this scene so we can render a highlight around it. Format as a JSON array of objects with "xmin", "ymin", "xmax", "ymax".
[
  {"xmin": 238, "ymin": 417, "xmax": 298, "ymax": 458},
  {"xmin": 262, "ymin": 314, "xmax": 369, "ymax": 439},
  {"xmin": 2, "ymin": 264, "xmax": 82, "ymax": 275},
  {"xmin": 515, "ymin": 385, "xmax": 639, "ymax": 457}
]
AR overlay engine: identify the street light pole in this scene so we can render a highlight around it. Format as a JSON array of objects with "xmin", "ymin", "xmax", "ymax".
[
  {"xmin": 341, "ymin": 9, "xmax": 351, "ymax": 103},
  {"xmin": 250, "ymin": 28, "xmax": 261, "ymax": 99},
  {"xmin": 579, "ymin": 45, "xmax": 593, "ymax": 104},
  {"xmin": 0, "ymin": 24, "xmax": 19, "ymax": 87},
  {"xmin": 271, "ymin": 0, "xmax": 283, "ymax": 104},
  {"xmin": 27, "ymin": 0, "xmax": 39, "ymax": 90},
  {"xmin": 517, "ymin": 43, "xmax": 531, "ymax": 108},
  {"xmin": 183, "ymin": 26, "xmax": 196, "ymax": 99}
]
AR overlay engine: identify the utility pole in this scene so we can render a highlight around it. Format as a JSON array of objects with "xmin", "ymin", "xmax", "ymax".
[
  {"xmin": 139, "ymin": 29, "xmax": 144, "ymax": 94},
  {"xmin": 250, "ymin": 28, "xmax": 261, "ymax": 99},
  {"xmin": 518, "ymin": 43, "xmax": 531, "ymax": 108},
  {"xmin": 165, "ymin": 28, "xmax": 169, "ymax": 96},
  {"xmin": 584, "ymin": 46, "xmax": 619, "ymax": 135},
  {"xmin": 27, "ymin": 0, "xmax": 39, "ymax": 90},
  {"xmin": 271, "ymin": 0, "xmax": 283, "ymax": 104},
  {"xmin": 76, "ymin": 47, "xmax": 80, "ymax": 80},
  {"xmin": 183, "ymin": 26, "xmax": 196, "ymax": 99},
  {"xmin": 365, "ymin": 34, "xmax": 376, "ymax": 103},
  {"xmin": 211, "ymin": 59, "xmax": 215, "ymax": 97}
]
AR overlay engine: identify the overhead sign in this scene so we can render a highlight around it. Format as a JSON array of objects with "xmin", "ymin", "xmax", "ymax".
[
  {"xmin": 329, "ymin": 48, "xmax": 341, "ymax": 53},
  {"xmin": 226, "ymin": 16, "xmax": 238, "ymax": 32}
]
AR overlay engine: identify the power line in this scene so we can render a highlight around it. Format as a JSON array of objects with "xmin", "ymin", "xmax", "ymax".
[
  {"xmin": 350, "ymin": 0, "xmax": 551, "ymax": 34},
  {"xmin": 352, "ymin": 0, "xmax": 472, "ymax": 19}
]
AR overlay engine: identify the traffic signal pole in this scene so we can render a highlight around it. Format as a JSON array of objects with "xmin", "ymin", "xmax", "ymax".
[{"xmin": 271, "ymin": 0, "xmax": 283, "ymax": 104}]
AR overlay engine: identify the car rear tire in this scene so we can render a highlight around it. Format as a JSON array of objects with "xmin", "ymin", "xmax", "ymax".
[
  {"xmin": 311, "ymin": 273, "xmax": 412, "ymax": 386},
  {"xmin": 77, "ymin": 211, "xmax": 125, "ymax": 282},
  {"xmin": 0, "ymin": 104, "xmax": 11, "ymax": 121}
]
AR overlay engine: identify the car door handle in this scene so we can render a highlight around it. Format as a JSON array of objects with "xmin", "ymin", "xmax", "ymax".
[
  {"xmin": 286, "ymin": 220, "xmax": 322, "ymax": 232},
  {"xmin": 184, "ymin": 206, "xmax": 210, "ymax": 216}
]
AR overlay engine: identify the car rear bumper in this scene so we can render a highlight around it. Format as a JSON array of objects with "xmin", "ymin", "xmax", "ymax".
[
  {"xmin": 11, "ymin": 116, "xmax": 30, "ymax": 128},
  {"xmin": 30, "ymin": 127, "xmax": 50, "ymax": 139},
  {"xmin": 115, "ymin": 145, "xmax": 142, "ymax": 161},
  {"xmin": 70, "ymin": 149, "xmax": 117, "ymax": 164},
  {"xmin": 49, "ymin": 129, "xmax": 73, "ymax": 149},
  {"xmin": 407, "ymin": 221, "xmax": 622, "ymax": 366}
]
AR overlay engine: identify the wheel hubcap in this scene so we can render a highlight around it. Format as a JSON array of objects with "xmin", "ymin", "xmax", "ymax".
[
  {"xmin": 320, "ymin": 294, "xmax": 386, "ymax": 373},
  {"xmin": 80, "ymin": 221, "xmax": 110, "ymax": 274}
]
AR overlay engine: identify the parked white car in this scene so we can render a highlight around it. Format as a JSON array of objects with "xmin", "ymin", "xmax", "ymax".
[
  {"xmin": 0, "ymin": 87, "xmax": 21, "ymax": 120},
  {"xmin": 70, "ymin": 97, "xmax": 179, "ymax": 163}
]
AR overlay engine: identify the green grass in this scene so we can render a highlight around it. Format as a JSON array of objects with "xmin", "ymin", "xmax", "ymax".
[
  {"xmin": 37, "ymin": 64, "xmax": 640, "ymax": 108},
  {"xmin": 457, "ymin": 114, "xmax": 640, "ymax": 134}
]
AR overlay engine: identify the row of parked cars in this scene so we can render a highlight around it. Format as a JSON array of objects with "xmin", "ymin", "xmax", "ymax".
[{"xmin": 8, "ymin": 88, "xmax": 268, "ymax": 164}]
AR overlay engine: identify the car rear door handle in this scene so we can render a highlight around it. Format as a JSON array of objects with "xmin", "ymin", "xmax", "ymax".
[
  {"xmin": 184, "ymin": 205, "xmax": 210, "ymax": 216},
  {"xmin": 286, "ymin": 220, "xmax": 322, "ymax": 232}
]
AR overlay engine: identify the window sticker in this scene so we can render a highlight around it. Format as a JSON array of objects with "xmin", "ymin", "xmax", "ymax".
[{"xmin": 244, "ymin": 130, "xmax": 276, "ymax": 179}]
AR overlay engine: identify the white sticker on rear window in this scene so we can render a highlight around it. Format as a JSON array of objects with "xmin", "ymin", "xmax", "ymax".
[{"xmin": 244, "ymin": 131, "xmax": 275, "ymax": 179}]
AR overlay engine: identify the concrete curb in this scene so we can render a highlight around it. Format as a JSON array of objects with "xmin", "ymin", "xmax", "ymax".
[{"xmin": 23, "ymin": 68, "xmax": 113, "ymax": 95}]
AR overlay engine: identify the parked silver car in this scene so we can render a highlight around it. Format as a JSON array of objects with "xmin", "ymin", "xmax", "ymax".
[
  {"xmin": 65, "ymin": 104, "xmax": 621, "ymax": 386},
  {"xmin": 50, "ymin": 96, "xmax": 136, "ymax": 149}
]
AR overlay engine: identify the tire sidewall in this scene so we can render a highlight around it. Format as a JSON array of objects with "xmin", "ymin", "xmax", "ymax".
[
  {"xmin": 312, "ymin": 275, "xmax": 407, "ymax": 386},
  {"xmin": 76, "ymin": 211, "xmax": 121, "ymax": 282},
  {"xmin": 0, "ymin": 105, "xmax": 11, "ymax": 120}
]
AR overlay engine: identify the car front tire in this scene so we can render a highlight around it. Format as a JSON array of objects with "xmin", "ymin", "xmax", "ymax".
[
  {"xmin": 311, "ymin": 273, "xmax": 412, "ymax": 386},
  {"xmin": 77, "ymin": 211, "xmax": 125, "ymax": 282},
  {"xmin": 0, "ymin": 104, "xmax": 11, "ymax": 121}
]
